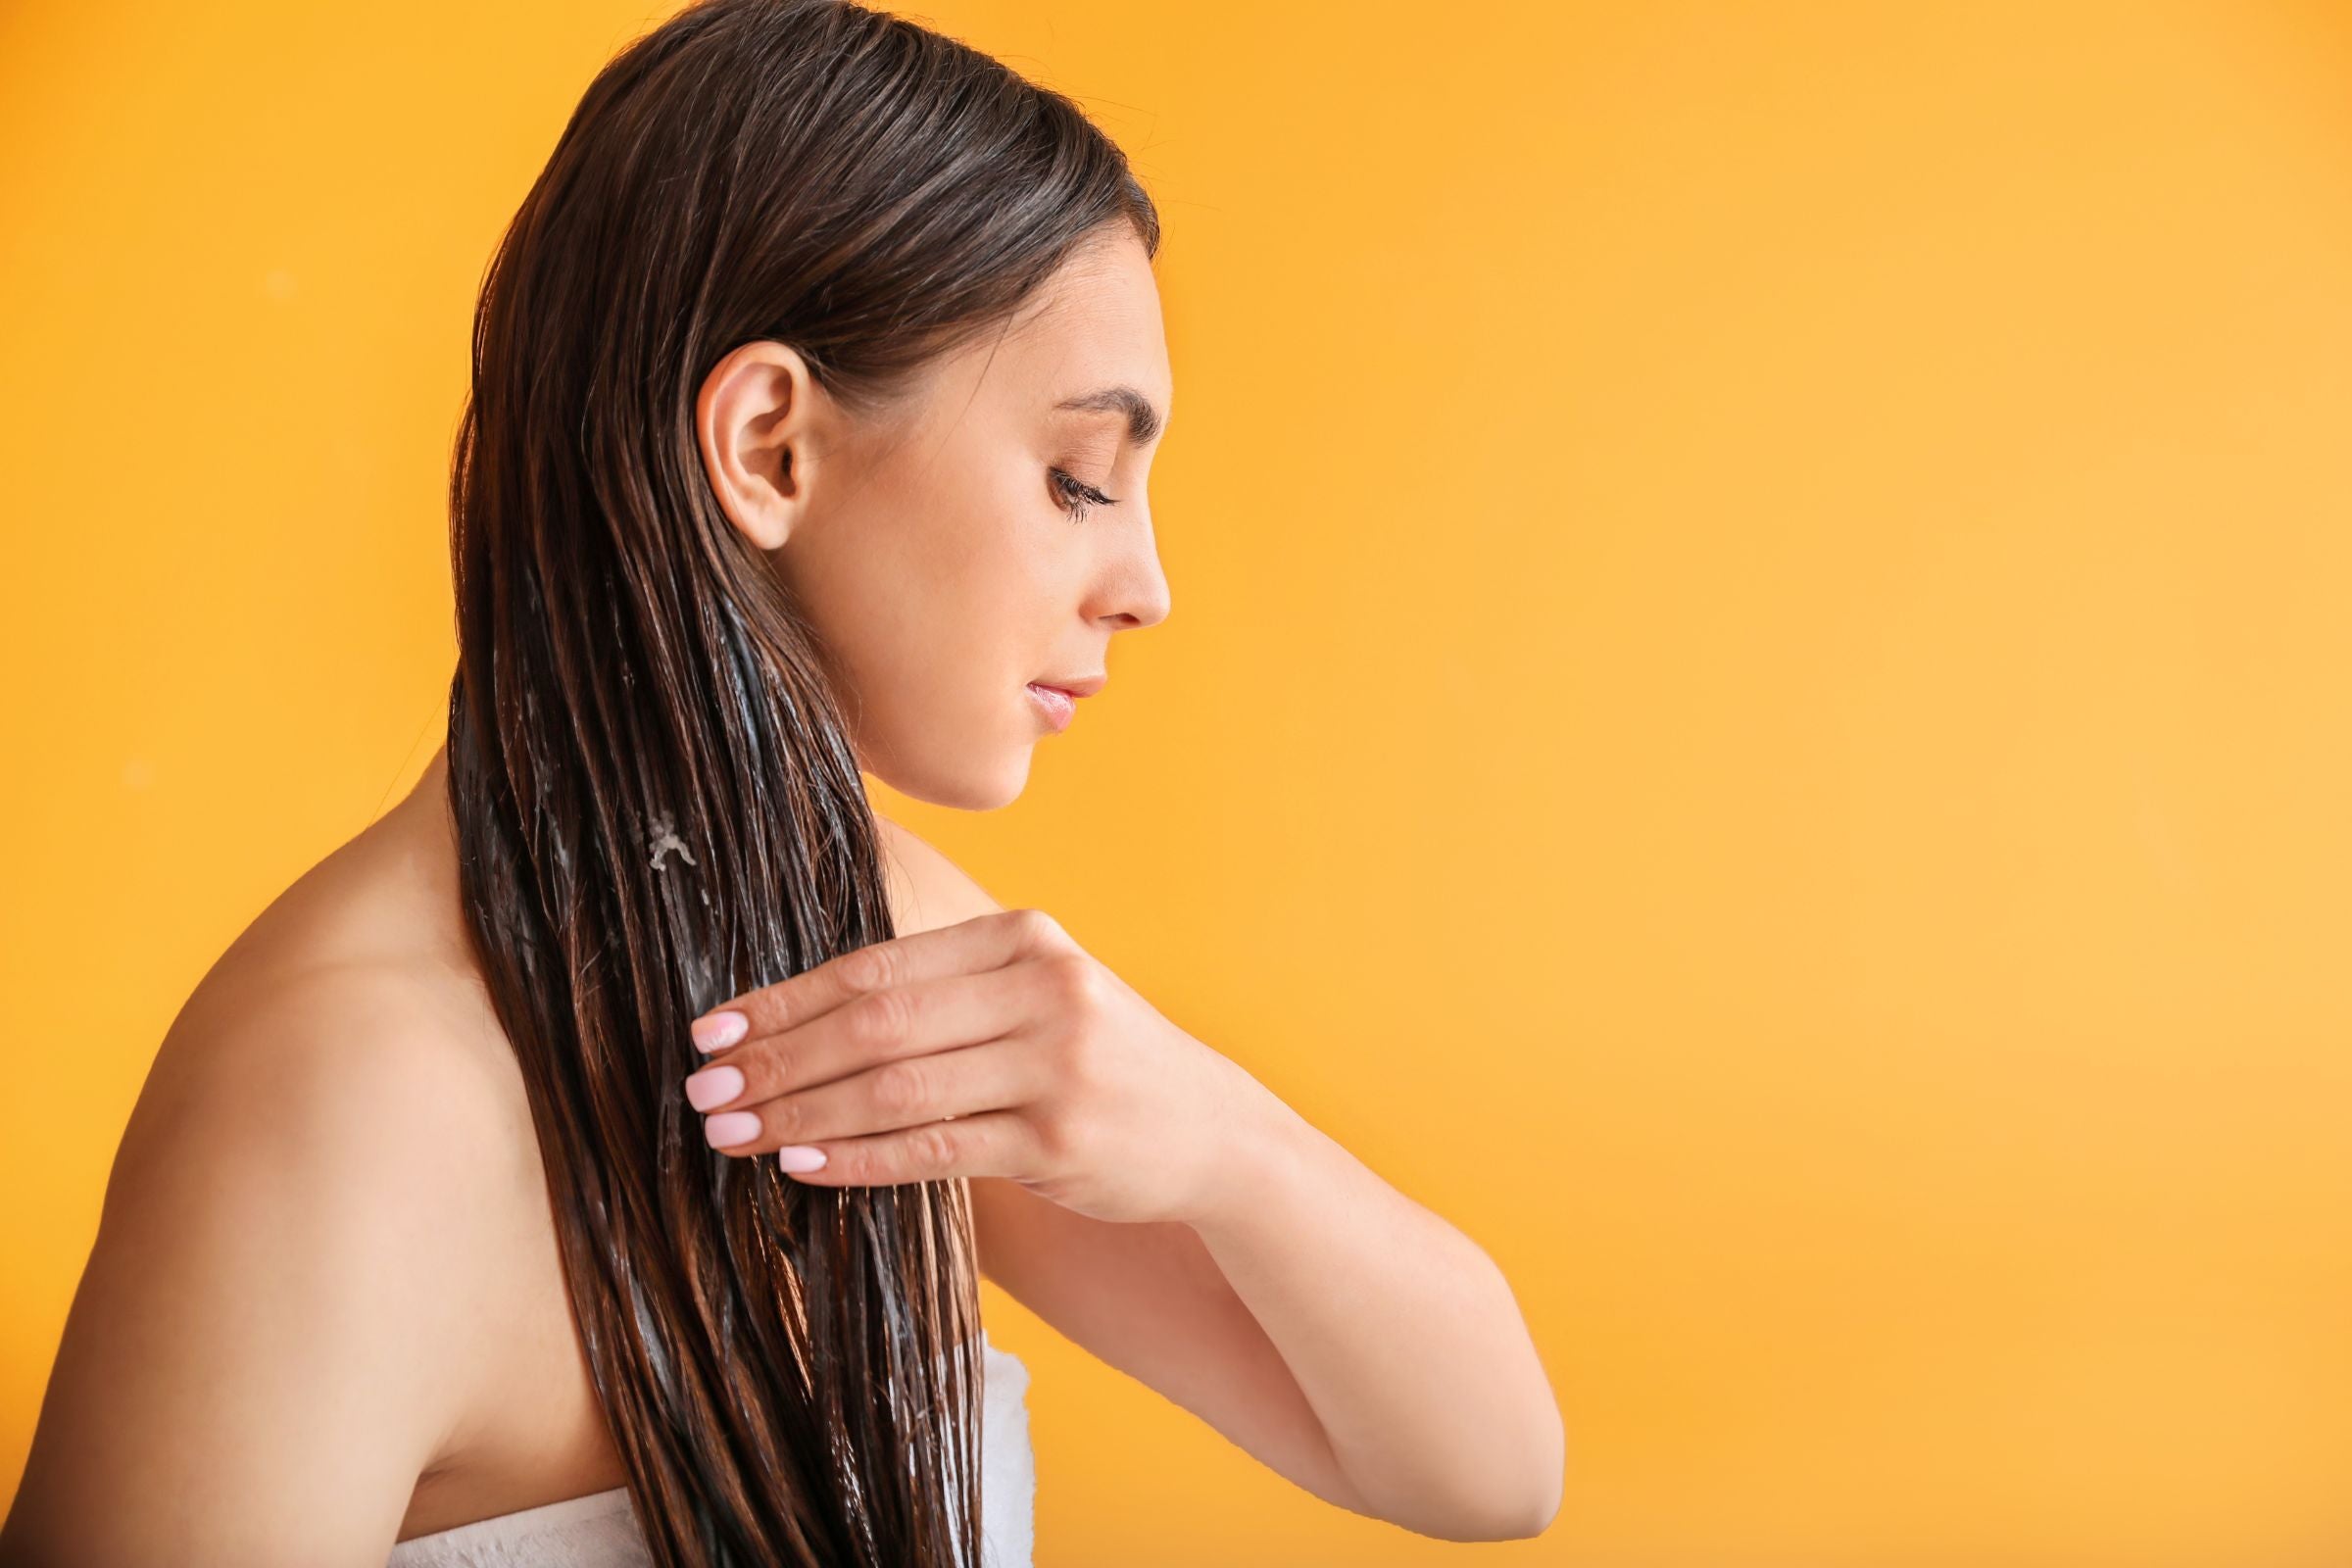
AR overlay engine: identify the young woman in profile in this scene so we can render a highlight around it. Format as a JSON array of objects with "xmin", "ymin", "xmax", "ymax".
[{"xmin": 0, "ymin": 2, "xmax": 1563, "ymax": 1563}]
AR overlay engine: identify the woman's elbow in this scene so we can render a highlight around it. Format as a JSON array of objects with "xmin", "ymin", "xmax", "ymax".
[
  {"xmin": 1481, "ymin": 1408, "xmax": 1567, "ymax": 1542},
  {"xmin": 1411, "ymin": 1414, "xmax": 1567, "ymax": 1543}
]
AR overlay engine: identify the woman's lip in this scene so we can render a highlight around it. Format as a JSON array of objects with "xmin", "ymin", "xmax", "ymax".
[{"xmin": 1025, "ymin": 682, "xmax": 1077, "ymax": 730}]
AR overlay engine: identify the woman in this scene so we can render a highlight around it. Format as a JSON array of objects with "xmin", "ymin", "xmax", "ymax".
[{"xmin": 0, "ymin": 1, "xmax": 1563, "ymax": 1562}]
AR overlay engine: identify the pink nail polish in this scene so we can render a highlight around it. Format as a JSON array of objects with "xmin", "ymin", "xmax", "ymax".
[
  {"xmin": 692, "ymin": 1010, "xmax": 748, "ymax": 1053},
  {"xmin": 683, "ymin": 1064, "xmax": 744, "ymax": 1112},
  {"xmin": 704, "ymin": 1110, "xmax": 760, "ymax": 1149},
  {"xmin": 775, "ymin": 1146, "xmax": 827, "ymax": 1172}
]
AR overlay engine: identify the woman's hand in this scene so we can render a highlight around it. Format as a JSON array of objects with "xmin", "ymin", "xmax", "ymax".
[{"xmin": 680, "ymin": 907, "xmax": 1252, "ymax": 1227}]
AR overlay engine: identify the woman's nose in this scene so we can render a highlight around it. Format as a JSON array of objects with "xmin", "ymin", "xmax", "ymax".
[
  {"xmin": 1093, "ymin": 514, "xmax": 1172, "ymax": 630},
  {"xmin": 1105, "ymin": 553, "xmax": 1172, "ymax": 631}
]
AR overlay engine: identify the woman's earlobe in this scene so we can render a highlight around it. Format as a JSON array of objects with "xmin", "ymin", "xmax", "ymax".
[{"xmin": 704, "ymin": 453, "xmax": 797, "ymax": 553}]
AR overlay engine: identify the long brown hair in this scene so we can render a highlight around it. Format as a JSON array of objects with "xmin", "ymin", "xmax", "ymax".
[{"xmin": 441, "ymin": 2, "xmax": 1158, "ymax": 1561}]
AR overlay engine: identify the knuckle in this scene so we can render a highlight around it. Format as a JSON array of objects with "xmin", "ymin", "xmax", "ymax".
[
  {"xmin": 1031, "ymin": 1103, "xmax": 1083, "ymax": 1164},
  {"xmin": 837, "ymin": 942, "xmax": 900, "ymax": 997},
  {"xmin": 845, "ymin": 988, "xmax": 910, "ymax": 1048},
  {"xmin": 757, "ymin": 1047, "xmax": 796, "ymax": 1098},
  {"xmin": 908, "ymin": 1123, "xmax": 959, "ymax": 1176},
  {"xmin": 1029, "ymin": 1102, "xmax": 1069, "ymax": 1158},
  {"xmin": 764, "ymin": 1094, "xmax": 805, "ymax": 1145},
  {"xmin": 1007, "ymin": 906, "xmax": 1067, "ymax": 951},
  {"xmin": 870, "ymin": 1058, "xmax": 929, "ymax": 1118}
]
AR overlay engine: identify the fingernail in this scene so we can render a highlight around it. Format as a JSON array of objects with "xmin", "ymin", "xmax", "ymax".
[
  {"xmin": 692, "ymin": 1010, "xmax": 748, "ymax": 1053},
  {"xmin": 775, "ymin": 1146, "xmax": 828, "ymax": 1172},
  {"xmin": 683, "ymin": 1064, "xmax": 744, "ymax": 1112},
  {"xmin": 704, "ymin": 1110, "xmax": 760, "ymax": 1149}
]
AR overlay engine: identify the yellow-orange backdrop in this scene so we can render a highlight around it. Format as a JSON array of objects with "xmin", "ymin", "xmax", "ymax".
[{"xmin": 4, "ymin": 3, "xmax": 2349, "ymax": 1564}]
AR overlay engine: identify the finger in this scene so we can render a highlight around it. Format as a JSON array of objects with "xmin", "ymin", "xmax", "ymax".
[
  {"xmin": 692, "ymin": 906, "xmax": 1070, "ymax": 1053},
  {"xmin": 770, "ymin": 1107, "xmax": 1040, "ymax": 1188},
  {"xmin": 686, "ymin": 960, "xmax": 1037, "ymax": 1112},
  {"xmin": 700, "ymin": 1038, "xmax": 1043, "ymax": 1157}
]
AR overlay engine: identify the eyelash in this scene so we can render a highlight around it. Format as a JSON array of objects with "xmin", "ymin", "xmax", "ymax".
[{"xmin": 1049, "ymin": 466, "xmax": 1120, "ymax": 524}]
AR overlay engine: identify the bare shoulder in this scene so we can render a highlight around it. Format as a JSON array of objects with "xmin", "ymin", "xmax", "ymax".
[
  {"xmin": 874, "ymin": 813, "xmax": 1008, "ymax": 933},
  {"xmin": 1, "ymin": 956, "xmax": 526, "ymax": 1565}
]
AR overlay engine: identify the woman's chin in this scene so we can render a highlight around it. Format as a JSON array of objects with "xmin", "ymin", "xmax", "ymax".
[{"xmin": 870, "ymin": 748, "xmax": 1032, "ymax": 813}]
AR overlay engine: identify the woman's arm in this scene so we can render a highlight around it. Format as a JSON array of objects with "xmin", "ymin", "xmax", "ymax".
[
  {"xmin": 878, "ymin": 818, "xmax": 1565, "ymax": 1543},
  {"xmin": 966, "ymin": 1174, "xmax": 1376, "ymax": 1516},
  {"xmin": 971, "ymin": 1072, "xmax": 1564, "ymax": 1544},
  {"xmin": 1, "ymin": 979, "xmax": 497, "ymax": 1567},
  {"xmin": 1181, "ymin": 1080, "xmax": 1566, "ymax": 1541}
]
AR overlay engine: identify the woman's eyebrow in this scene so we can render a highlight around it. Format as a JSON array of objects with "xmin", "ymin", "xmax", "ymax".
[{"xmin": 1053, "ymin": 384, "xmax": 1163, "ymax": 447}]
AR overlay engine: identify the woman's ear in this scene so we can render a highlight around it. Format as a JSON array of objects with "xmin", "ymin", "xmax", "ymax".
[{"xmin": 695, "ymin": 339, "xmax": 827, "ymax": 553}]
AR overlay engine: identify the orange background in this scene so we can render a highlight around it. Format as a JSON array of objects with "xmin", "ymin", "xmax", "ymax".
[{"xmin": 4, "ymin": 3, "xmax": 2350, "ymax": 1564}]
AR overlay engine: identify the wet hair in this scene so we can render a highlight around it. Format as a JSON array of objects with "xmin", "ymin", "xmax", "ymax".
[{"xmin": 440, "ymin": 2, "xmax": 1158, "ymax": 1561}]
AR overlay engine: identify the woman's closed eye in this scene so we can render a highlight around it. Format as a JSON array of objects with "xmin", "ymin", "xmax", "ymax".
[{"xmin": 1049, "ymin": 466, "xmax": 1119, "ymax": 523}]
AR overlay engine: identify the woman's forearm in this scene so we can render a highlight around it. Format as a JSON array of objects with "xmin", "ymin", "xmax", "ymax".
[{"xmin": 1182, "ymin": 1066, "xmax": 1565, "ymax": 1542}]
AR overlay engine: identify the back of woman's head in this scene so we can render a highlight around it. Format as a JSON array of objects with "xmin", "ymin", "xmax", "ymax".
[{"xmin": 442, "ymin": 2, "xmax": 1158, "ymax": 1561}]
